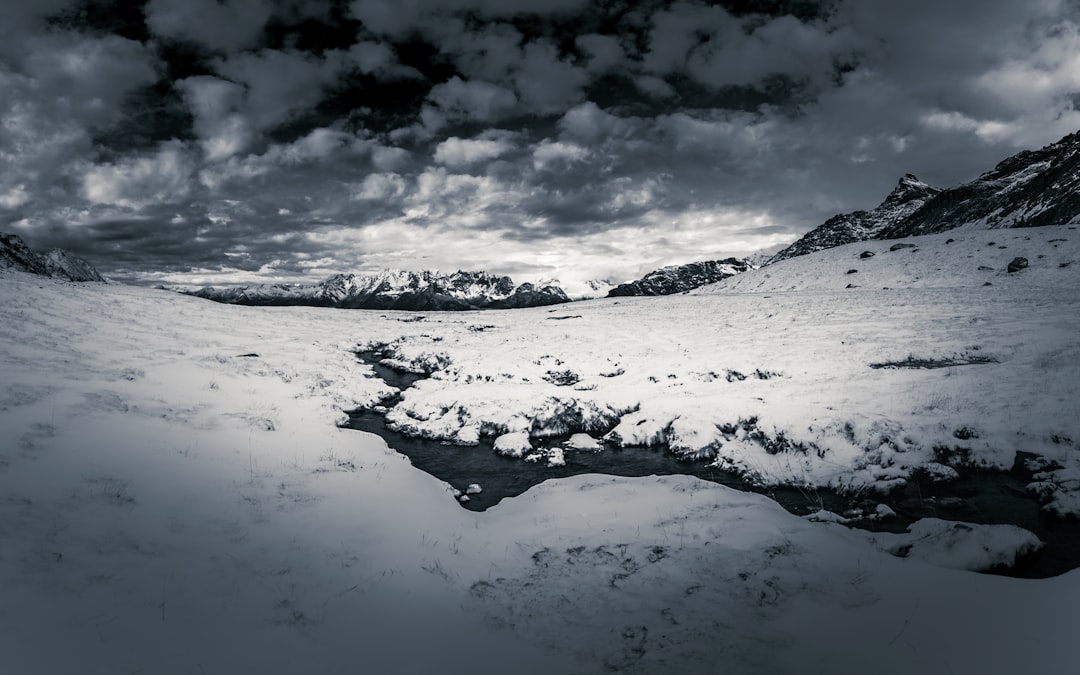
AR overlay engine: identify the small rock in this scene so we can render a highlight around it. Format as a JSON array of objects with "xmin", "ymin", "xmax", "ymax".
[
  {"xmin": 945, "ymin": 238, "xmax": 955, "ymax": 244},
  {"xmin": 889, "ymin": 243, "xmax": 916, "ymax": 251},
  {"xmin": 465, "ymin": 483, "xmax": 482, "ymax": 495},
  {"xmin": 977, "ymin": 265, "xmax": 994, "ymax": 271},
  {"xmin": 875, "ymin": 504, "xmax": 897, "ymax": 519},
  {"xmin": 1007, "ymin": 257, "xmax": 1029, "ymax": 273},
  {"xmin": 845, "ymin": 283, "xmax": 858, "ymax": 289},
  {"xmin": 846, "ymin": 269, "xmax": 858, "ymax": 274},
  {"xmin": 458, "ymin": 494, "xmax": 470, "ymax": 503},
  {"xmin": 983, "ymin": 282, "xmax": 993, "ymax": 286},
  {"xmin": 859, "ymin": 251, "xmax": 876, "ymax": 259}
]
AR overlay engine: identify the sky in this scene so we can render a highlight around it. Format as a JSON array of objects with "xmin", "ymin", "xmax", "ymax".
[{"xmin": 2, "ymin": 0, "xmax": 1080, "ymax": 290}]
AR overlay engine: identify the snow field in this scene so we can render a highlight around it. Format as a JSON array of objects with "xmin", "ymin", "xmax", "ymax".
[
  {"xmin": 2, "ymin": 225, "xmax": 1079, "ymax": 673},
  {"xmin": 359, "ymin": 227, "xmax": 1080, "ymax": 508}
]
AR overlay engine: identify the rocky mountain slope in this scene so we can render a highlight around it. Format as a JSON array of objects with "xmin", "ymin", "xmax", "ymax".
[
  {"xmin": 770, "ymin": 174, "xmax": 941, "ymax": 263},
  {"xmin": 773, "ymin": 129, "xmax": 1080, "ymax": 263},
  {"xmin": 186, "ymin": 269, "xmax": 570, "ymax": 311},
  {"xmin": 607, "ymin": 258, "xmax": 752, "ymax": 296},
  {"xmin": 880, "ymin": 130, "xmax": 1080, "ymax": 238},
  {"xmin": 0, "ymin": 232, "xmax": 105, "ymax": 282}
]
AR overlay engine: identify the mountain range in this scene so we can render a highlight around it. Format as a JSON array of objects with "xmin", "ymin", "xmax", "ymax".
[
  {"xmin": 771, "ymin": 130, "xmax": 1080, "ymax": 263},
  {"xmin": 185, "ymin": 270, "xmax": 570, "ymax": 311},
  {"xmin": 5, "ymin": 129, "xmax": 1080, "ymax": 303},
  {"xmin": 0, "ymin": 233, "xmax": 105, "ymax": 282}
]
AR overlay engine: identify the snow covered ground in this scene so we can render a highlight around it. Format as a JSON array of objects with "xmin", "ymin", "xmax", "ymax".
[{"xmin": 1, "ymin": 225, "xmax": 1078, "ymax": 673}]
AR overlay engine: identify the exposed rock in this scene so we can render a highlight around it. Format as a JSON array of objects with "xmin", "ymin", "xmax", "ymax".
[
  {"xmin": 770, "ymin": 174, "xmax": 941, "ymax": 263},
  {"xmin": 42, "ymin": 249, "xmax": 107, "ymax": 282},
  {"xmin": 607, "ymin": 258, "xmax": 752, "ymax": 296},
  {"xmin": 1007, "ymin": 257, "xmax": 1029, "ymax": 273},
  {"xmin": 1, "ymin": 233, "xmax": 104, "ymax": 282},
  {"xmin": 0, "ymin": 233, "xmax": 47, "ymax": 275},
  {"xmin": 880, "ymin": 130, "xmax": 1080, "ymax": 238}
]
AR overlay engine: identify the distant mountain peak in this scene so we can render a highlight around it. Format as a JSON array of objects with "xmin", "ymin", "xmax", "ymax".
[{"xmin": 185, "ymin": 268, "xmax": 570, "ymax": 311}]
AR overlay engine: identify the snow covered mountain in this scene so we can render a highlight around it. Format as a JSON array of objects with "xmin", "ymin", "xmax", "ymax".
[
  {"xmin": 880, "ymin": 129, "xmax": 1080, "ymax": 237},
  {"xmin": 0, "ymin": 232, "xmax": 105, "ymax": 282},
  {"xmin": 607, "ymin": 258, "xmax": 752, "ymax": 296},
  {"xmin": 772, "ymin": 129, "xmax": 1080, "ymax": 263},
  {"xmin": 770, "ymin": 174, "xmax": 941, "ymax": 263},
  {"xmin": 186, "ymin": 269, "xmax": 571, "ymax": 310}
]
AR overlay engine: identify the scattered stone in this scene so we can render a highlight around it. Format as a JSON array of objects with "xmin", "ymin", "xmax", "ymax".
[
  {"xmin": 889, "ymin": 243, "xmax": 916, "ymax": 251},
  {"xmin": 859, "ymin": 251, "xmax": 876, "ymax": 258},
  {"xmin": 977, "ymin": 265, "xmax": 994, "ymax": 271},
  {"xmin": 1007, "ymin": 257, "xmax": 1029, "ymax": 273}
]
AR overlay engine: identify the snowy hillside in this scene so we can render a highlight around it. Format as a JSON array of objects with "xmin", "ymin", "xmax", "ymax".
[
  {"xmin": 3, "ymin": 226, "xmax": 1080, "ymax": 673},
  {"xmin": 187, "ymin": 269, "xmax": 570, "ymax": 310}
]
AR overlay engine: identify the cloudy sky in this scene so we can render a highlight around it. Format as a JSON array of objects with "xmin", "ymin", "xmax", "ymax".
[{"xmin": 3, "ymin": 0, "xmax": 1080, "ymax": 289}]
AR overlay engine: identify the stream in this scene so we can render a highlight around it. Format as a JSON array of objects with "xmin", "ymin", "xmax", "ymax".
[{"xmin": 347, "ymin": 352, "xmax": 1080, "ymax": 579}]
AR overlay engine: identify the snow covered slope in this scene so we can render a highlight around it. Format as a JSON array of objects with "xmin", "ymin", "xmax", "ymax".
[
  {"xmin": 3, "ymin": 239, "xmax": 1080, "ymax": 673},
  {"xmin": 186, "ymin": 269, "xmax": 570, "ymax": 310}
]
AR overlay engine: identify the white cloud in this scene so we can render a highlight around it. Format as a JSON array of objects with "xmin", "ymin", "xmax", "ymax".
[
  {"xmin": 81, "ymin": 141, "xmax": 195, "ymax": 208},
  {"xmin": 145, "ymin": 0, "xmax": 273, "ymax": 51},
  {"xmin": 352, "ymin": 173, "xmax": 407, "ymax": 200},
  {"xmin": 575, "ymin": 34, "xmax": 626, "ymax": 73},
  {"xmin": 557, "ymin": 102, "xmax": 639, "ymax": 144},
  {"xmin": 434, "ymin": 135, "xmax": 515, "ymax": 168},
  {"xmin": 212, "ymin": 49, "xmax": 348, "ymax": 131},
  {"xmin": 427, "ymin": 76, "xmax": 518, "ymax": 123},
  {"xmin": 532, "ymin": 140, "xmax": 589, "ymax": 170},
  {"xmin": 178, "ymin": 76, "xmax": 254, "ymax": 161}
]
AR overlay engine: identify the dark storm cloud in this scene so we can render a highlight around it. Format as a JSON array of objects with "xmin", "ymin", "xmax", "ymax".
[{"xmin": 3, "ymin": 0, "xmax": 1080, "ymax": 286}]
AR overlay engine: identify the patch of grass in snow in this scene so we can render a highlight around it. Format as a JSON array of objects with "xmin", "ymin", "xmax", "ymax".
[{"xmin": 869, "ymin": 353, "xmax": 998, "ymax": 369}]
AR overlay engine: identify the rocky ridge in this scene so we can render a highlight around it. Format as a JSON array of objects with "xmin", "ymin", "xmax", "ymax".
[
  {"xmin": 187, "ymin": 269, "xmax": 571, "ymax": 311},
  {"xmin": 607, "ymin": 258, "xmax": 753, "ymax": 296},
  {"xmin": 0, "ymin": 233, "xmax": 105, "ymax": 282},
  {"xmin": 772, "ymin": 129, "xmax": 1080, "ymax": 263},
  {"xmin": 770, "ymin": 174, "xmax": 941, "ymax": 263}
]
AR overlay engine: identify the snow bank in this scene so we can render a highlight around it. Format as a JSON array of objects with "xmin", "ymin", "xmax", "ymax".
[{"xmin": 868, "ymin": 518, "xmax": 1044, "ymax": 571}]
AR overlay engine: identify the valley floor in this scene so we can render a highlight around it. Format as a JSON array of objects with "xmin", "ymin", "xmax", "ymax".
[{"xmin": 2, "ymin": 226, "xmax": 1079, "ymax": 674}]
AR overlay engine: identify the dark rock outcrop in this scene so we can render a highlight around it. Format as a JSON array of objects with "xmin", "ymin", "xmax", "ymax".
[
  {"xmin": 607, "ymin": 259, "xmax": 752, "ymax": 297},
  {"xmin": 1007, "ymin": 257, "xmax": 1029, "ymax": 273},
  {"xmin": 880, "ymin": 131, "xmax": 1080, "ymax": 238},
  {"xmin": 1, "ymin": 233, "xmax": 105, "ymax": 282},
  {"xmin": 770, "ymin": 129, "xmax": 1080, "ymax": 265},
  {"xmin": 770, "ymin": 174, "xmax": 941, "ymax": 263}
]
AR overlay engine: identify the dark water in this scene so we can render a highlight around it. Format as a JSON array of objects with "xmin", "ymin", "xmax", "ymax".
[{"xmin": 348, "ymin": 352, "xmax": 1080, "ymax": 578}]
